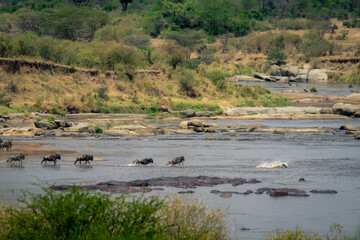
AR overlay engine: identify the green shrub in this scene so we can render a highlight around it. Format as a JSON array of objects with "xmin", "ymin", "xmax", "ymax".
[
  {"xmin": 102, "ymin": 44, "xmax": 141, "ymax": 70},
  {"xmin": 160, "ymin": 195, "xmax": 228, "ymax": 240},
  {"xmin": 50, "ymin": 106, "xmax": 66, "ymax": 116},
  {"xmin": 0, "ymin": 33, "xmax": 12, "ymax": 57},
  {"xmin": 276, "ymin": 18, "xmax": 314, "ymax": 30},
  {"xmin": 179, "ymin": 73, "xmax": 200, "ymax": 97},
  {"xmin": 265, "ymin": 47, "xmax": 286, "ymax": 66},
  {"xmin": 163, "ymin": 42, "xmax": 188, "ymax": 69},
  {"xmin": 0, "ymin": 186, "xmax": 230, "ymax": 240},
  {"xmin": 301, "ymin": 30, "xmax": 336, "ymax": 58},
  {"xmin": 0, "ymin": 93, "xmax": 11, "ymax": 107},
  {"xmin": 42, "ymin": 6, "xmax": 109, "ymax": 41},
  {"xmin": 230, "ymin": 19, "xmax": 251, "ymax": 37},
  {"xmin": 0, "ymin": 186, "xmax": 165, "ymax": 240},
  {"xmin": 335, "ymin": 30, "xmax": 349, "ymax": 40},
  {"xmin": 198, "ymin": 45, "xmax": 217, "ymax": 65},
  {"xmin": 95, "ymin": 87, "xmax": 109, "ymax": 100},
  {"xmin": 47, "ymin": 116, "xmax": 56, "ymax": 122},
  {"xmin": 265, "ymin": 223, "xmax": 345, "ymax": 240},
  {"xmin": 161, "ymin": 29, "xmax": 206, "ymax": 50},
  {"xmin": 337, "ymin": 9, "xmax": 349, "ymax": 20},
  {"xmin": 343, "ymin": 21, "xmax": 351, "ymax": 28},
  {"xmin": 207, "ymin": 71, "xmax": 227, "ymax": 90},
  {"xmin": 266, "ymin": 33, "xmax": 302, "ymax": 51},
  {"xmin": 94, "ymin": 126, "xmax": 103, "ymax": 133},
  {"xmin": 309, "ymin": 87, "xmax": 317, "ymax": 92},
  {"xmin": 123, "ymin": 35, "xmax": 150, "ymax": 49}
]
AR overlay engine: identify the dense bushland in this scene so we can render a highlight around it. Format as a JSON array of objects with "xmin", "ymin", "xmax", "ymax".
[{"xmin": 0, "ymin": 0, "xmax": 359, "ymax": 113}]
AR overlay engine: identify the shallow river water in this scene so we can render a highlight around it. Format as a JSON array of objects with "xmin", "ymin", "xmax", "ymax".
[{"xmin": 1, "ymin": 117, "xmax": 360, "ymax": 239}]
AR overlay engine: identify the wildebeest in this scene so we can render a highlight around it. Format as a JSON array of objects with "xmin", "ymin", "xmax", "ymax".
[
  {"xmin": 133, "ymin": 158, "xmax": 153, "ymax": 165},
  {"xmin": 74, "ymin": 154, "xmax": 93, "ymax": 165},
  {"xmin": 167, "ymin": 156, "xmax": 185, "ymax": 166},
  {"xmin": 41, "ymin": 153, "xmax": 61, "ymax": 165},
  {"xmin": 0, "ymin": 140, "xmax": 12, "ymax": 152},
  {"xmin": 7, "ymin": 153, "xmax": 25, "ymax": 165}
]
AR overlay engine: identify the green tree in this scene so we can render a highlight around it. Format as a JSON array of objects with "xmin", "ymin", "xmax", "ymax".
[
  {"xmin": 265, "ymin": 47, "xmax": 286, "ymax": 65},
  {"xmin": 196, "ymin": 0, "xmax": 232, "ymax": 35},
  {"xmin": 161, "ymin": 29, "xmax": 206, "ymax": 50},
  {"xmin": 42, "ymin": 7, "xmax": 108, "ymax": 41}
]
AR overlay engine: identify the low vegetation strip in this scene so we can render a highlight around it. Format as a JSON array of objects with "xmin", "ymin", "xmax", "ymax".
[{"xmin": 0, "ymin": 185, "xmax": 228, "ymax": 240}]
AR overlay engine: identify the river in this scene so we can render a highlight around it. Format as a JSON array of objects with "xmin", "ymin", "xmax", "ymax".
[{"xmin": 1, "ymin": 85, "xmax": 360, "ymax": 239}]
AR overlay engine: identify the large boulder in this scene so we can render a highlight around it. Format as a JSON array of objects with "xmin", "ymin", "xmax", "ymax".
[
  {"xmin": 53, "ymin": 120, "xmax": 72, "ymax": 128},
  {"xmin": 294, "ymin": 75, "xmax": 308, "ymax": 82},
  {"xmin": 178, "ymin": 121, "xmax": 189, "ymax": 129},
  {"xmin": 34, "ymin": 121, "xmax": 54, "ymax": 129},
  {"xmin": 333, "ymin": 103, "xmax": 360, "ymax": 117},
  {"xmin": 307, "ymin": 69, "xmax": 328, "ymax": 82},
  {"xmin": 281, "ymin": 65, "xmax": 298, "ymax": 77},
  {"xmin": 180, "ymin": 109, "xmax": 195, "ymax": 118},
  {"xmin": 268, "ymin": 65, "xmax": 281, "ymax": 76},
  {"xmin": 194, "ymin": 111, "xmax": 215, "ymax": 117},
  {"xmin": 297, "ymin": 68, "xmax": 310, "ymax": 76},
  {"xmin": 253, "ymin": 72, "xmax": 271, "ymax": 80}
]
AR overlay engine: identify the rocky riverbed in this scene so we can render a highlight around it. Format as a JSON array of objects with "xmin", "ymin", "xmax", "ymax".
[{"xmin": 1, "ymin": 82, "xmax": 360, "ymax": 239}]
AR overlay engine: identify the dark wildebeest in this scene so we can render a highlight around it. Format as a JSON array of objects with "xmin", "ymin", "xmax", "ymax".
[
  {"xmin": 0, "ymin": 140, "xmax": 12, "ymax": 152},
  {"xmin": 7, "ymin": 153, "xmax": 25, "ymax": 165},
  {"xmin": 74, "ymin": 154, "xmax": 94, "ymax": 165},
  {"xmin": 41, "ymin": 153, "xmax": 61, "ymax": 165},
  {"xmin": 167, "ymin": 156, "xmax": 185, "ymax": 166},
  {"xmin": 133, "ymin": 158, "xmax": 153, "ymax": 165}
]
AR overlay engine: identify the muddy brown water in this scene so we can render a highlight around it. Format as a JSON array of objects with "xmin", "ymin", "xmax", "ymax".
[{"xmin": 1, "ymin": 117, "xmax": 360, "ymax": 239}]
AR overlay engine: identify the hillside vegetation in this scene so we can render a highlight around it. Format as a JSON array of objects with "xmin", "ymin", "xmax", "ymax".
[{"xmin": 0, "ymin": 0, "xmax": 359, "ymax": 114}]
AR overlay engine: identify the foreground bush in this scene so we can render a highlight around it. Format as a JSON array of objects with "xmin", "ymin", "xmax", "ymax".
[
  {"xmin": 265, "ymin": 223, "xmax": 346, "ymax": 240},
  {"xmin": 0, "ymin": 187, "xmax": 165, "ymax": 240},
  {"xmin": 160, "ymin": 195, "xmax": 228, "ymax": 240},
  {"xmin": 0, "ymin": 186, "xmax": 229, "ymax": 240}
]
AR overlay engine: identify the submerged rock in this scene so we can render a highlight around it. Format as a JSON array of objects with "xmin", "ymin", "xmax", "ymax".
[
  {"xmin": 310, "ymin": 190, "xmax": 337, "ymax": 194},
  {"xmin": 256, "ymin": 188, "xmax": 309, "ymax": 197},
  {"xmin": 54, "ymin": 176, "xmax": 260, "ymax": 193}
]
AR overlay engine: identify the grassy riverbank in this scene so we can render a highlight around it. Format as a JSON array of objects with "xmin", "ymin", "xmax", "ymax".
[{"xmin": 0, "ymin": 62, "xmax": 289, "ymax": 115}]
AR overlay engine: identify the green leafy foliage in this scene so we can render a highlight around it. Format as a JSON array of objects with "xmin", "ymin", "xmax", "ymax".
[
  {"xmin": 42, "ymin": 6, "xmax": 108, "ymax": 41},
  {"xmin": 207, "ymin": 70, "xmax": 228, "ymax": 90},
  {"xmin": 179, "ymin": 73, "xmax": 200, "ymax": 98},
  {"xmin": 265, "ymin": 48, "xmax": 286, "ymax": 66},
  {"xmin": 0, "ymin": 93, "xmax": 11, "ymax": 107},
  {"xmin": 0, "ymin": 186, "xmax": 165, "ymax": 240},
  {"xmin": 123, "ymin": 35, "xmax": 150, "ymax": 49},
  {"xmin": 161, "ymin": 29, "xmax": 206, "ymax": 50},
  {"xmin": 94, "ymin": 126, "xmax": 103, "ymax": 133}
]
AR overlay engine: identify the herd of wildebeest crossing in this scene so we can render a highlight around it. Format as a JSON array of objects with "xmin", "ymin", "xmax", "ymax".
[{"xmin": 0, "ymin": 138, "xmax": 185, "ymax": 166}]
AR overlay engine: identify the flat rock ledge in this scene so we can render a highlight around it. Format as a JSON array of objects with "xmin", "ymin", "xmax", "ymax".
[
  {"xmin": 52, "ymin": 176, "xmax": 262, "ymax": 194},
  {"xmin": 52, "ymin": 176, "xmax": 338, "ymax": 198},
  {"xmin": 224, "ymin": 105, "xmax": 360, "ymax": 118}
]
